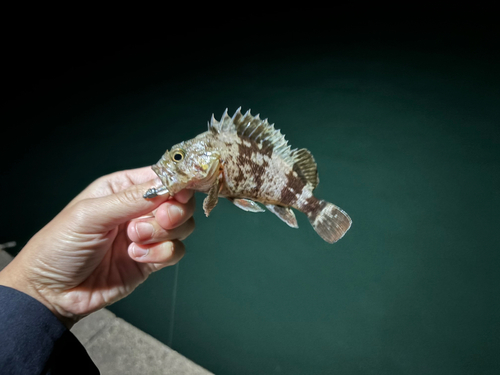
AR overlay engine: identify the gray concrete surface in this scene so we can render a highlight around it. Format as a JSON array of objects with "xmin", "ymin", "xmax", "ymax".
[
  {"xmin": 0, "ymin": 248, "xmax": 13, "ymax": 270},
  {"xmin": 0, "ymin": 249, "xmax": 212, "ymax": 375},
  {"xmin": 72, "ymin": 309, "xmax": 211, "ymax": 375}
]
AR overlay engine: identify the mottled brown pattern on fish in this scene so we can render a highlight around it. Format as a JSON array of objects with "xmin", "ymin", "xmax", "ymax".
[
  {"xmin": 279, "ymin": 171, "xmax": 305, "ymax": 206},
  {"xmin": 300, "ymin": 196, "xmax": 327, "ymax": 217},
  {"xmin": 223, "ymin": 153, "xmax": 287, "ymax": 203},
  {"xmin": 234, "ymin": 140, "xmax": 270, "ymax": 196},
  {"xmin": 259, "ymin": 143, "xmax": 274, "ymax": 158}
]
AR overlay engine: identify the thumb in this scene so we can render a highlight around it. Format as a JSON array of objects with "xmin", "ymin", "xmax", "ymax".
[{"xmin": 81, "ymin": 179, "xmax": 169, "ymax": 229}]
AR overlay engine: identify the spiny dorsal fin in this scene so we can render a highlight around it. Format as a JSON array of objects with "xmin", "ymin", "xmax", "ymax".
[
  {"xmin": 226, "ymin": 109, "xmax": 319, "ymax": 189},
  {"xmin": 209, "ymin": 107, "xmax": 294, "ymax": 166},
  {"xmin": 208, "ymin": 113, "xmax": 219, "ymax": 130},
  {"xmin": 292, "ymin": 148, "xmax": 319, "ymax": 189}
]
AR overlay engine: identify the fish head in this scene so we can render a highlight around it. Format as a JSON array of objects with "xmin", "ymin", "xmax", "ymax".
[{"xmin": 152, "ymin": 136, "xmax": 220, "ymax": 195}]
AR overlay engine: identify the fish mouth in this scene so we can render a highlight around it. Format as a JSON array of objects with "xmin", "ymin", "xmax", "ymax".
[
  {"xmin": 151, "ymin": 163, "xmax": 181, "ymax": 195},
  {"xmin": 152, "ymin": 163, "xmax": 171, "ymax": 187}
]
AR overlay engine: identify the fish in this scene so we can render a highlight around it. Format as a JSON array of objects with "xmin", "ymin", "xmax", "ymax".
[{"xmin": 146, "ymin": 108, "xmax": 352, "ymax": 243}]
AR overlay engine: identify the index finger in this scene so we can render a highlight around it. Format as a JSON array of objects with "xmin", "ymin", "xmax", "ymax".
[{"xmin": 71, "ymin": 166, "xmax": 158, "ymax": 204}]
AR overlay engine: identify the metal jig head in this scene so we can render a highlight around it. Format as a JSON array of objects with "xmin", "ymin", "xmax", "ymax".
[{"xmin": 143, "ymin": 185, "xmax": 170, "ymax": 199}]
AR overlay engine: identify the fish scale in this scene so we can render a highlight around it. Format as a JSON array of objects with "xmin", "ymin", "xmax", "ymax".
[{"xmin": 147, "ymin": 108, "xmax": 352, "ymax": 243}]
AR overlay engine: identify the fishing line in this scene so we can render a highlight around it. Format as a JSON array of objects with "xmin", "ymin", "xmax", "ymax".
[{"xmin": 168, "ymin": 262, "xmax": 180, "ymax": 348}]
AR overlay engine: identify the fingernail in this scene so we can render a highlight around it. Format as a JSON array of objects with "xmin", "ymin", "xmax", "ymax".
[
  {"xmin": 137, "ymin": 213, "xmax": 154, "ymax": 219},
  {"xmin": 168, "ymin": 205, "xmax": 183, "ymax": 223},
  {"xmin": 132, "ymin": 244, "xmax": 149, "ymax": 258},
  {"xmin": 135, "ymin": 222, "xmax": 154, "ymax": 239}
]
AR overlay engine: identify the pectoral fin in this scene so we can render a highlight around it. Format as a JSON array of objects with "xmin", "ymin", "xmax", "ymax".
[
  {"xmin": 266, "ymin": 204, "xmax": 299, "ymax": 228},
  {"xmin": 203, "ymin": 179, "xmax": 220, "ymax": 217},
  {"xmin": 230, "ymin": 198, "xmax": 265, "ymax": 213}
]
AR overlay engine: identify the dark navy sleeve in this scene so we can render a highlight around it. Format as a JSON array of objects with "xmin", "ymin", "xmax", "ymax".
[{"xmin": 0, "ymin": 285, "xmax": 99, "ymax": 375}]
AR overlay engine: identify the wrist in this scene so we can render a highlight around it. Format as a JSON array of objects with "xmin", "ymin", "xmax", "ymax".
[{"xmin": 0, "ymin": 258, "xmax": 78, "ymax": 329}]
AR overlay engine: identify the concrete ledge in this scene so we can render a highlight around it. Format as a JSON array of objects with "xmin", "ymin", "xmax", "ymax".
[
  {"xmin": 0, "ymin": 249, "xmax": 212, "ymax": 375},
  {"xmin": 72, "ymin": 310, "xmax": 211, "ymax": 375},
  {"xmin": 73, "ymin": 311, "xmax": 211, "ymax": 375},
  {"xmin": 0, "ymin": 248, "xmax": 13, "ymax": 270}
]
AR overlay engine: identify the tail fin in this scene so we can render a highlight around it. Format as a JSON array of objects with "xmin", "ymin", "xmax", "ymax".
[{"xmin": 308, "ymin": 200, "xmax": 352, "ymax": 243}]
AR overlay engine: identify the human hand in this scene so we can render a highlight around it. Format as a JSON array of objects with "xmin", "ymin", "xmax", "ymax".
[{"xmin": 0, "ymin": 167, "xmax": 195, "ymax": 328}]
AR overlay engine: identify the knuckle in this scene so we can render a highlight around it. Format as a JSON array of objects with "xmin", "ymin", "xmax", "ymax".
[
  {"xmin": 148, "ymin": 241, "xmax": 173, "ymax": 263},
  {"xmin": 69, "ymin": 199, "xmax": 95, "ymax": 225},
  {"xmin": 166, "ymin": 240, "xmax": 182, "ymax": 256},
  {"xmin": 162, "ymin": 241, "xmax": 176, "ymax": 259},
  {"xmin": 143, "ymin": 240, "xmax": 186, "ymax": 269},
  {"xmin": 117, "ymin": 187, "xmax": 140, "ymax": 206}
]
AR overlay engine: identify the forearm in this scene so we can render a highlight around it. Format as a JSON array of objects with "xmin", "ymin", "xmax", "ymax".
[
  {"xmin": 0, "ymin": 285, "xmax": 99, "ymax": 374},
  {"xmin": 0, "ymin": 249, "xmax": 78, "ymax": 329}
]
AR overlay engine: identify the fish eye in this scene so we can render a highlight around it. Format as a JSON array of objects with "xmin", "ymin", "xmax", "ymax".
[{"xmin": 171, "ymin": 149, "xmax": 185, "ymax": 162}]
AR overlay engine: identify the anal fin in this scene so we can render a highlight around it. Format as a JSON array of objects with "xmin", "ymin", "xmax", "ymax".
[
  {"xmin": 230, "ymin": 198, "xmax": 265, "ymax": 213},
  {"xmin": 266, "ymin": 204, "xmax": 299, "ymax": 228}
]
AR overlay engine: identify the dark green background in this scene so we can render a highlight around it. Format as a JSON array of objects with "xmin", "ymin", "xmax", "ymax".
[{"xmin": 2, "ymin": 20, "xmax": 499, "ymax": 374}]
